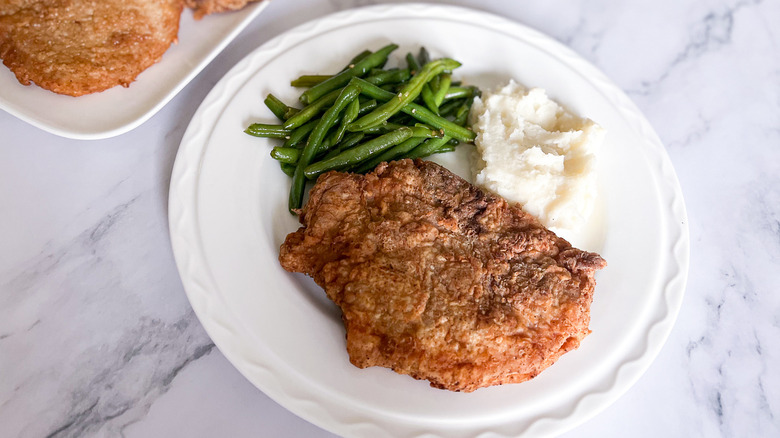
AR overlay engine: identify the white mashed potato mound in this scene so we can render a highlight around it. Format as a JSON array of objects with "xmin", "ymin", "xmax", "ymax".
[{"xmin": 469, "ymin": 80, "xmax": 605, "ymax": 231}]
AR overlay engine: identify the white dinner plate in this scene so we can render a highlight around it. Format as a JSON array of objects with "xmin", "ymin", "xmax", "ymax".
[
  {"xmin": 0, "ymin": 1, "xmax": 270, "ymax": 140},
  {"xmin": 169, "ymin": 4, "xmax": 689, "ymax": 437}
]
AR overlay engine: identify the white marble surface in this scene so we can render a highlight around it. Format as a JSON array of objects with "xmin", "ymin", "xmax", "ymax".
[{"xmin": 1, "ymin": 0, "xmax": 778, "ymax": 437}]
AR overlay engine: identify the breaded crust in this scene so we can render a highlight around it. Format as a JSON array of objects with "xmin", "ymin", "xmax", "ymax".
[
  {"xmin": 279, "ymin": 160, "xmax": 607, "ymax": 392},
  {"xmin": 184, "ymin": 0, "xmax": 257, "ymax": 20},
  {"xmin": 0, "ymin": 0, "xmax": 183, "ymax": 96}
]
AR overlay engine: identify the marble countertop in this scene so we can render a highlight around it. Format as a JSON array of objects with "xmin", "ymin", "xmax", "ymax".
[{"xmin": 1, "ymin": 0, "xmax": 778, "ymax": 437}]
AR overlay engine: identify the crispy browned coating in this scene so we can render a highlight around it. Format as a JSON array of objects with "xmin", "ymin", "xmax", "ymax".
[
  {"xmin": 184, "ymin": 0, "xmax": 258, "ymax": 20},
  {"xmin": 279, "ymin": 159, "xmax": 607, "ymax": 392},
  {"xmin": 0, "ymin": 0, "xmax": 183, "ymax": 96}
]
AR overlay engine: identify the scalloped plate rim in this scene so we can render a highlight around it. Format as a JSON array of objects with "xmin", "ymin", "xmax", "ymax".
[{"xmin": 168, "ymin": 4, "xmax": 689, "ymax": 437}]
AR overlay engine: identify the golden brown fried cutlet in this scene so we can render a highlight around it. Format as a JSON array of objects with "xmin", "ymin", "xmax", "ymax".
[
  {"xmin": 184, "ymin": 0, "xmax": 258, "ymax": 20},
  {"xmin": 0, "ymin": 0, "xmax": 183, "ymax": 96},
  {"xmin": 279, "ymin": 159, "xmax": 607, "ymax": 392}
]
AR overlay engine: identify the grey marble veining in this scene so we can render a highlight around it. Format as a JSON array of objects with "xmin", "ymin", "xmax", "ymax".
[
  {"xmin": 1, "ymin": 0, "xmax": 779, "ymax": 437},
  {"xmin": 0, "ymin": 185, "xmax": 214, "ymax": 437}
]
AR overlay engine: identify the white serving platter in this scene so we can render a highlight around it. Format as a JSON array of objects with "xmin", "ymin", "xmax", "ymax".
[
  {"xmin": 168, "ymin": 4, "xmax": 689, "ymax": 437},
  {"xmin": 0, "ymin": 1, "xmax": 271, "ymax": 140}
]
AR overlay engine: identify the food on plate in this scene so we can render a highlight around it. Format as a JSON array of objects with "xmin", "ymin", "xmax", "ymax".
[
  {"xmin": 279, "ymin": 159, "xmax": 607, "ymax": 392},
  {"xmin": 0, "ymin": 0, "xmax": 183, "ymax": 96},
  {"xmin": 0, "ymin": 0, "xmax": 261, "ymax": 96},
  {"xmin": 243, "ymin": 44, "xmax": 480, "ymax": 213},
  {"xmin": 469, "ymin": 80, "xmax": 605, "ymax": 231},
  {"xmin": 185, "ymin": 0, "xmax": 258, "ymax": 20}
]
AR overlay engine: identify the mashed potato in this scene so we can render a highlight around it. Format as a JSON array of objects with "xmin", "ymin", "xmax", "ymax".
[{"xmin": 469, "ymin": 80, "xmax": 604, "ymax": 232}]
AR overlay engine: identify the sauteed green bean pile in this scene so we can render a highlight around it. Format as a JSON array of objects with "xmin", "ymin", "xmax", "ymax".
[{"xmin": 244, "ymin": 43, "xmax": 480, "ymax": 213}]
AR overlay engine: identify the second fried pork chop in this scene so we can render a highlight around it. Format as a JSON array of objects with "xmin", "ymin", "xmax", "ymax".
[
  {"xmin": 279, "ymin": 159, "xmax": 606, "ymax": 392},
  {"xmin": 184, "ymin": 0, "xmax": 258, "ymax": 20}
]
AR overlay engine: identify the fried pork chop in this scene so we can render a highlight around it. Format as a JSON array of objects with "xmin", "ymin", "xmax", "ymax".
[
  {"xmin": 184, "ymin": 0, "xmax": 258, "ymax": 20},
  {"xmin": 279, "ymin": 159, "xmax": 606, "ymax": 392},
  {"xmin": 0, "ymin": 0, "xmax": 182, "ymax": 96}
]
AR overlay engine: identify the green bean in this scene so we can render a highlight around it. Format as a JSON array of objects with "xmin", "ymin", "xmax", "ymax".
[
  {"xmin": 361, "ymin": 122, "xmax": 406, "ymax": 135},
  {"xmin": 408, "ymin": 125, "xmax": 442, "ymax": 138},
  {"xmin": 366, "ymin": 68, "xmax": 412, "ymax": 86},
  {"xmin": 413, "ymin": 122, "xmax": 436, "ymax": 130},
  {"xmin": 347, "ymin": 49, "xmax": 372, "ymax": 67},
  {"xmin": 290, "ymin": 50, "xmax": 371, "ymax": 87},
  {"xmin": 420, "ymin": 81, "xmax": 439, "ymax": 115},
  {"xmin": 444, "ymin": 86, "xmax": 477, "ymax": 101},
  {"xmin": 432, "ymin": 73, "xmax": 451, "ymax": 106},
  {"xmin": 244, "ymin": 123, "xmax": 292, "ymax": 139},
  {"xmin": 288, "ymin": 168, "xmax": 307, "ymax": 210},
  {"xmin": 361, "ymin": 122, "xmax": 440, "ymax": 137},
  {"xmin": 337, "ymin": 132, "xmax": 366, "ymax": 150},
  {"xmin": 345, "ymin": 97, "xmax": 361, "ymax": 124},
  {"xmin": 433, "ymin": 145, "xmax": 456, "ymax": 154},
  {"xmin": 406, "ymin": 135, "xmax": 453, "ymax": 159},
  {"xmin": 430, "ymin": 74, "xmax": 441, "ymax": 95},
  {"xmin": 403, "ymin": 103, "xmax": 473, "ymax": 142},
  {"xmin": 405, "ymin": 53, "xmax": 420, "ymax": 72},
  {"xmin": 358, "ymin": 99, "xmax": 377, "ymax": 115},
  {"xmin": 350, "ymin": 77, "xmax": 475, "ymax": 142},
  {"xmin": 283, "ymin": 119, "xmax": 318, "ymax": 148},
  {"xmin": 283, "ymin": 88, "xmax": 341, "ymax": 129},
  {"xmin": 453, "ymin": 97, "xmax": 474, "ymax": 126},
  {"xmin": 428, "ymin": 73, "xmax": 448, "ymax": 96},
  {"xmin": 314, "ymin": 136, "xmax": 333, "ymax": 155},
  {"xmin": 388, "ymin": 113, "xmax": 416, "ymax": 126},
  {"xmin": 263, "ymin": 94, "xmax": 290, "ymax": 120},
  {"xmin": 329, "ymin": 98, "xmax": 360, "ymax": 146},
  {"xmin": 438, "ymin": 98, "xmax": 463, "ymax": 117},
  {"xmin": 304, "ymin": 127, "xmax": 414, "ymax": 179},
  {"xmin": 280, "ymin": 162, "xmax": 296, "ymax": 177},
  {"xmin": 348, "ymin": 58, "xmax": 462, "ymax": 131},
  {"xmin": 416, "ymin": 48, "xmax": 439, "ymax": 114},
  {"xmin": 283, "ymin": 106, "xmax": 299, "ymax": 120},
  {"xmin": 353, "ymin": 136, "xmax": 426, "ymax": 173},
  {"xmin": 289, "ymin": 83, "xmax": 361, "ymax": 212},
  {"xmin": 321, "ymin": 132, "xmax": 365, "ymax": 160},
  {"xmin": 300, "ymin": 43, "xmax": 398, "ymax": 105},
  {"xmin": 270, "ymin": 147, "xmax": 300, "ymax": 163},
  {"xmin": 291, "ymin": 75, "xmax": 330, "ymax": 88},
  {"xmin": 417, "ymin": 47, "xmax": 431, "ymax": 67}
]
